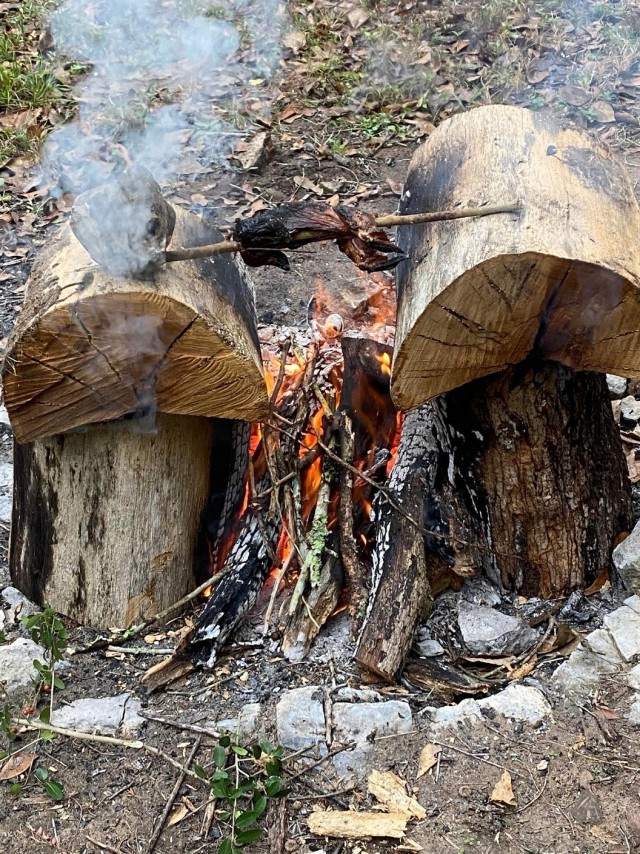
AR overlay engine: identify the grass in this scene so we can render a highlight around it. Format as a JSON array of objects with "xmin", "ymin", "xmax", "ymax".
[{"xmin": 0, "ymin": 0, "xmax": 75, "ymax": 164}]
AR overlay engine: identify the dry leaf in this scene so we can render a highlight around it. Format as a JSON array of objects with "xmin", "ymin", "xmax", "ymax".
[
  {"xmin": 368, "ymin": 770, "xmax": 427, "ymax": 819},
  {"xmin": 397, "ymin": 840, "xmax": 423, "ymax": 852},
  {"xmin": 308, "ymin": 809, "xmax": 407, "ymax": 839},
  {"xmin": 0, "ymin": 752, "xmax": 35, "ymax": 781},
  {"xmin": 559, "ymin": 85, "xmax": 589, "ymax": 106},
  {"xmin": 347, "ymin": 8, "xmax": 370, "ymax": 28},
  {"xmin": 167, "ymin": 803, "xmax": 190, "ymax": 827},
  {"xmin": 490, "ymin": 771, "xmax": 516, "ymax": 807},
  {"xmin": 293, "ymin": 175, "xmax": 324, "ymax": 195},
  {"xmin": 590, "ymin": 100, "xmax": 615, "ymax": 123},
  {"xmin": 416, "ymin": 743, "xmax": 441, "ymax": 779},
  {"xmin": 508, "ymin": 657, "xmax": 537, "ymax": 680},
  {"xmin": 283, "ymin": 30, "xmax": 306, "ymax": 53}
]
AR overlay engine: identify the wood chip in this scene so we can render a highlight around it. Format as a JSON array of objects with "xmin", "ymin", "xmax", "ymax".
[
  {"xmin": 307, "ymin": 809, "xmax": 407, "ymax": 839},
  {"xmin": 416, "ymin": 743, "xmax": 441, "ymax": 779},
  {"xmin": 490, "ymin": 770, "xmax": 516, "ymax": 806},
  {"xmin": 368, "ymin": 770, "xmax": 426, "ymax": 819}
]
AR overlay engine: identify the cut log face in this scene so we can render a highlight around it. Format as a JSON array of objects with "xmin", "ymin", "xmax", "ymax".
[
  {"xmin": 392, "ymin": 104, "xmax": 640, "ymax": 409},
  {"xmin": 11, "ymin": 414, "xmax": 215, "ymax": 629},
  {"xmin": 3, "ymin": 208, "xmax": 268, "ymax": 444}
]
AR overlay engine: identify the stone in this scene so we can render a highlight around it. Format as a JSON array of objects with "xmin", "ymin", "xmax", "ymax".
[
  {"xmin": 415, "ymin": 638, "xmax": 445, "ymax": 658},
  {"xmin": 215, "ymin": 703, "xmax": 262, "ymax": 739},
  {"xmin": 629, "ymin": 696, "xmax": 640, "ymax": 725},
  {"xmin": 457, "ymin": 602, "xmax": 538, "ymax": 656},
  {"xmin": 552, "ymin": 628, "xmax": 625, "ymax": 695},
  {"xmin": 628, "ymin": 664, "xmax": 640, "ymax": 691},
  {"xmin": 276, "ymin": 686, "xmax": 326, "ymax": 753},
  {"xmin": 332, "ymin": 701, "xmax": 413, "ymax": 779},
  {"xmin": 0, "ymin": 462, "xmax": 12, "ymax": 525},
  {"xmin": 612, "ymin": 526, "xmax": 640, "ymax": 594},
  {"xmin": 625, "ymin": 595, "xmax": 640, "ymax": 616},
  {"xmin": 0, "ymin": 404, "xmax": 10, "ymax": 427},
  {"xmin": 460, "ymin": 577, "xmax": 502, "ymax": 607},
  {"xmin": 478, "ymin": 683, "xmax": 551, "ymax": 725},
  {"xmin": 620, "ymin": 395, "xmax": 640, "ymax": 425},
  {"xmin": 0, "ymin": 638, "xmax": 49, "ymax": 699},
  {"xmin": 334, "ymin": 687, "xmax": 382, "ymax": 703},
  {"xmin": 426, "ymin": 698, "xmax": 483, "ymax": 737},
  {"xmin": 607, "ymin": 374, "xmax": 628, "ymax": 399},
  {"xmin": 51, "ymin": 693, "xmax": 144, "ymax": 737},
  {"xmin": 1, "ymin": 585, "xmax": 40, "ymax": 624},
  {"xmin": 603, "ymin": 604, "xmax": 640, "ymax": 662}
]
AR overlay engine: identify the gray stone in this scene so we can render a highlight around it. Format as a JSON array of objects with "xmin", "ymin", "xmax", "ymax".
[
  {"xmin": 2, "ymin": 585, "xmax": 40, "ymax": 624},
  {"xmin": 620, "ymin": 395, "xmax": 640, "ymax": 425},
  {"xmin": 460, "ymin": 577, "xmax": 502, "ymax": 607},
  {"xmin": 612, "ymin": 525, "xmax": 640, "ymax": 594},
  {"xmin": 0, "ymin": 638, "xmax": 48, "ymax": 698},
  {"xmin": 0, "ymin": 404, "xmax": 9, "ymax": 427},
  {"xmin": 0, "ymin": 462, "xmax": 12, "ymax": 524},
  {"xmin": 334, "ymin": 687, "xmax": 381, "ymax": 703},
  {"xmin": 552, "ymin": 628, "xmax": 625, "ymax": 695},
  {"xmin": 627, "ymin": 664, "xmax": 640, "ymax": 690},
  {"xmin": 625, "ymin": 595, "xmax": 640, "ymax": 616},
  {"xmin": 607, "ymin": 375, "xmax": 628, "ymax": 399},
  {"xmin": 478, "ymin": 683, "xmax": 551, "ymax": 725},
  {"xmin": 276, "ymin": 686, "xmax": 326, "ymax": 753},
  {"xmin": 415, "ymin": 638, "xmax": 445, "ymax": 658},
  {"xmin": 332, "ymin": 701, "xmax": 413, "ymax": 779},
  {"xmin": 457, "ymin": 602, "xmax": 538, "ymax": 656},
  {"xmin": 51, "ymin": 693, "xmax": 144, "ymax": 737},
  {"xmin": 604, "ymin": 604, "xmax": 640, "ymax": 662},
  {"xmin": 216, "ymin": 703, "xmax": 262, "ymax": 739},
  {"xmin": 629, "ymin": 696, "xmax": 640, "ymax": 725},
  {"xmin": 426, "ymin": 699, "xmax": 483, "ymax": 737}
]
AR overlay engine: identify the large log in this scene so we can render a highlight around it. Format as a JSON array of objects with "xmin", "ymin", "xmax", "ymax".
[
  {"xmin": 3, "ymin": 193, "xmax": 266, "ymax": 628},
  {"xmin": 392, "ymin": 105, "xmax": 634, "ymax": 597}
]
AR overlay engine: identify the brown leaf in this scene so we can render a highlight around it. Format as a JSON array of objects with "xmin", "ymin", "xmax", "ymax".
[
  {"xmin": 190, "ymin": 193, "xmax": 208, "ymax": 206},
  {"xmin": 416, "ymin": 743, "xmax": 441, "ymax": 779},
  {"xmin": 590, "ymin": 100, "xmax": 615, "ymax": 123},
  {"xmin": 0, "ymin": 752, "xmax": 35, "ymax": 781},
  {"xmin": 559, "ymin": 85, "xmax": 589, "ymax": 106},
  {"xmin": 167, "ymin": 803, "xmax": 190, "ymax": 827},
  {"xmin": 347, "ymin": 8, "xmax": 370, "ymax": 28},
  {"xmin": 367, "ymin": 770, "xmax": 426, "ymax": 819},
  {"xmin": 236, "ymin": 131, "xmax": 274, "ymax": 172},
  {"xmin": 526, "ymin": 60, "xmax": 550, "ymax": 84},
  {"xmin": 293, "ymin": 175, "xmax": 324, "ymax": 195},
  {"xmin": 490, "ymin": 771, "xmax": 516, "ymax": 807},
  {"xmin": 595, "ymin": 706, "xmax": 622, "ymax": 721}
]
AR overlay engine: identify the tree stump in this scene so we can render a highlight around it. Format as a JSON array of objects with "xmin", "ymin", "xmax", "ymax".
[
  {"xmin": 392, "ymin": 104, "xmax": 636, "ymax": 598},
  {"xmin": 3, "ymin": 199, "xmax": 267, "ymax": 628}
]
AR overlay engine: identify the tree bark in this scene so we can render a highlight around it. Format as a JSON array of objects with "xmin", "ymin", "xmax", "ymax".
[{"xmin": 11, "ymin": 413, "xmax": 217, "ymax": 629}]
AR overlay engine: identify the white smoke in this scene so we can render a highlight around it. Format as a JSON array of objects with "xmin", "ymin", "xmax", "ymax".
[{"xmin": 42, "ymin": 0, "xmax": 287, "ymax": 193}]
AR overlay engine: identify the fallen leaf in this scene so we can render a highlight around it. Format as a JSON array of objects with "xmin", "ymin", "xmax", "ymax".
[
  {"xmin": 293, "ymin": 174, "xmax": 324, "ymax": 195},
  {"xmin": 167, "ymin": 803, "xmax": 190, "ymax": 827},
  {"xmin": 347, "ymin": 8, "xmax": 370, "ymax": 28},
  {"xmin": 283, "ymin": 30, "xmax": 306, "ymax": 53},
  {"xmin": 590, "ymin": 100, "xmax": 615, "ymax": 123},
  {"xmin": 595, "ymin": 706, "xmax": 622, "ymax": 721},
  {"xmin": 368, "ymin": 770, "xmax": 426, "ymax": 819},
  {"xmin": 490, "ymin": 771, "xmax": 516, "ymax": 807},
  {"xmin": 559, "ymin": 85, "xmax": 589, "ymax": 106},
  {"xmin": 416, "ymin": 743, "xmax": 441, "ymax": 779},
  {"xmin": 235, "ymin": 131, "xmax": 274, "ymax": 171},
  {"xmin": 0, "ymin": 752, "xmax": 35, "ymax": 781}
]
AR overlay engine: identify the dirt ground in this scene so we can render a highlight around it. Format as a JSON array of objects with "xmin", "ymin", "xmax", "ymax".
[{"xmin": 2, "ymin": 0, "xmax": 640, "ymax": 852}]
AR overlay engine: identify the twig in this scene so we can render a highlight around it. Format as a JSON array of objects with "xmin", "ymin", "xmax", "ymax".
[
  {"xmin": 285, "ymin": 742, "xmax": 356, "ymax": 783},
  {"xmin": 107, "ymin": 646, "xmax": 175, "ymax": 656},
  {"xmin": 140, "ymin": 712, "xmax": 219, "ymax": 738},
  {"xmin": 148, "ymin": 736, "xmax": 202, "ymax": 854},
  {"xmin": 516, "ymin": 775, "xmax": 548, "ymax": 814},
  {"xmin": 338, "ymin": 413, "xmax": 367, "ymax": 635},
  {"xmin": 263, "ymin": 549, "xmax": 295, "ymax": 633},
  {"xmin": 432, "ymin": 739, "xmax": 522, "ymax": 778},
  {"xmin": 17, "ymin": 718, "xmax": 203, "ymax": 780},
  {"xmin": 164, "ymin": 202, "xmax": 521, "ymax": 262},
  {"xmin": 86, "ymin": 836, "xmax": 123, "ymax": 854}
]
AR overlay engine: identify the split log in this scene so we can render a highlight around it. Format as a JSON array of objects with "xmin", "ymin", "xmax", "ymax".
[
  {"xmin": 392, "ymin": 104, "xmax": 634, "ymax": 597},
  {"xmin": 3, "ymin": 200, "xmax": 266, "ymax": 628},
  {"xmin": 3, "ymin": 206, "xmax": 268, "ymax": 444}
]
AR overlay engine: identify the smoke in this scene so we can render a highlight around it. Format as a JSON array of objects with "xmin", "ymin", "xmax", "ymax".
[{"xmin": 42, "ymin": 0, "xmax": 287, "ymax": 194}]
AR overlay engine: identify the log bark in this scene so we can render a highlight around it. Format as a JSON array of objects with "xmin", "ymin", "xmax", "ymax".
[
  {"xmin": 2, "ymin": 207, "xmax": 268, "ymax": 444},
  {"xmin": 392, "ymin": 105, "xmax": 634, "ymax": 598},
  {"xmin": 11, "ymin": 413, "xmax": 216, "ymax": 629}
]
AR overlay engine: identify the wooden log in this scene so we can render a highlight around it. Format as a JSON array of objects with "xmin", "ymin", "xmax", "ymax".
[
  {"xmin": 2, "ymin": 206, "xmax": 268, "ymax": 444},
  {"xmin": 11, "ymin": 413, "xmax": 215, "ymax": 629},
  {"xmin": 393, "ymin": 104, "xmax": 640, "ymax": 408},
  {"xmin": 392, "ymin": 105, "xmax": 634, "ymax": 597}
]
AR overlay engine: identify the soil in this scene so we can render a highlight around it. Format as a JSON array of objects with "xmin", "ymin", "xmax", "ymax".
[{"xmin": 2, "ymin": 0, "xmax": 640, "ymax": 852}]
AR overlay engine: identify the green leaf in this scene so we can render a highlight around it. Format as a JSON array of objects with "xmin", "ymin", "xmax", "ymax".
[
  {"xmin": 257, "ymin": 738, "xmax": 272, "ymax": 753},
  {"xmin": 53, "ymin": 676, "xmax": 65, "ymax": 690},
  {"xmin": 32, "ymin": 659, "xmax": 45, "ymax": 673},
  {"xmin": 44, "ymin": 779, "xmax": 64, "ymax": 801},
  {"xmin": 219, "ymin": 838, "xmax": 234, "ymax": 854},
  {"xmin": 216, "ymin": 809, "xmax": 231, "ymax": 821},
  {"xmin": 235, "ymin": 828, "xmax": 262, "ymax": 845},
  {"xmin": 264, "ymin": 777, "xmax": 287, "ymax": 798},
  {"xmin": 251, "ymin": 744, "xmax": 262, "ymax": 759},
  {"xmin": 213, "ymin": 745, "xmax": 227, "ymax": 768},
  {"xmin": 211, "ymin": 770, "xmax": 230, "ymax": 782},
  {"xmin": 9, "ymin": 782, "xmax": 22, "ymax": 796},
  {"xmin": 40, "ymin": 730, "xmax": 54, "ymax": 741},
  {"xmin": 264, "ymin": 758, "xmax": 281, "ymax": 776},
  {"xmin": 219, "ymin": 734, "xmax": 231, "ymax": 748},
  {"xmin": 211, "ymin": 779, "xmax": 231, "ymax": 799},
  {"xmin": 39, "ymin": 707, "xmax": 51, "ymax": 724},
  {"xmin": 0, "ymin": 630, "xmax": 6, "ymax": 644},
  {"xmin": 252, "ymin": 795, "xmax": 267, "ymax": 818},
  {"xmin": 193, "ymin": 764, "xmax": 207, "ymax": 780},
  {"xmin": 35, "ymin": 767, "xmax": 49, "ymax": 782},
  {"xmin": 235, "ymin": 810, "xmax": 259, "ymax": 830},
  {"xmin": 0, "ymin": 750, "xmax": 8, "ymax": 760},
  {"xmin": 231, "ymin": 745, "xmax": 248, "ymax": 756}
]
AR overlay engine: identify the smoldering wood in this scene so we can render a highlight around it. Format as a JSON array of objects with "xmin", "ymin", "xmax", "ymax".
[
  {"xmin": 11, "ymin": 413, "xmax": 216, "ymax": 629},
  {"xmin": 3, "ymin": 206, "xmax": 268, "ymax": 444},
  {"xmin": 392, "ymin": 104, "xmax": 636, "ymax": 598},
  {"xmin": 355, "ymin": 406, "xmax": 435, "ymax": 681}
]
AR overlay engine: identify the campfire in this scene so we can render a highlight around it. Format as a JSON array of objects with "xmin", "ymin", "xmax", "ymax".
[{"xmin": 4, "ymin": 104, "xmax": 640, "ymax": 695}]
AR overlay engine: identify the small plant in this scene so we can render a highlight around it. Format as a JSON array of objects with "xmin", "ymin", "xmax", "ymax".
[{"xmin": 195, "ymin": 733, "xmax": 288, "ymax": 851}]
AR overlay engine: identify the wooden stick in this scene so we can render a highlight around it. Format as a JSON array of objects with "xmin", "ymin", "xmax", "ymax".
[
  {"xmin": 163, "ymin": 202, "xmax": 521, "ymax": 263},
  {"xmin": 148, "ymin": 736, "xmax": 202, "ymax": 854}
]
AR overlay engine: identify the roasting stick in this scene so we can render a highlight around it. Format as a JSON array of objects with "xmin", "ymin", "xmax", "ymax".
[{"xmin": 164, "ymin": 201, "xmax": 521, "ymax": 262}]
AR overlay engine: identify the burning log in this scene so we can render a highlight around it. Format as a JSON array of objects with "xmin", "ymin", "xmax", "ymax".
[
  {"xmin": 392, "ymin": 104, "xmax": 636, "ymax": 598},
  {"xmin": 3, "ymin": 177, "xmax": 268, "ymax": 628}
]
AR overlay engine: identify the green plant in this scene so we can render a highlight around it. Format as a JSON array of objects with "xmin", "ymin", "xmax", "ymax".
[{"xmin": 195, "ymin": 734, "xmax": 288, "ymax": 851}]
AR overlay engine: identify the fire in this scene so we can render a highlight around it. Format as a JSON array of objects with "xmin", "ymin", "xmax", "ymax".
[{"xmin": 376, "ymin": 352, "xmax": 391, "ymax": 376}]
